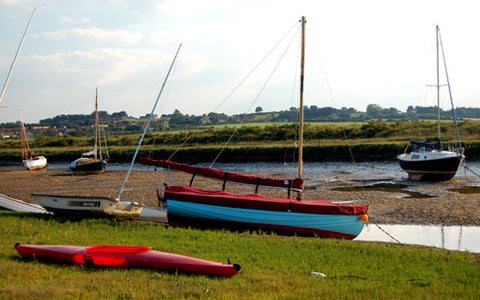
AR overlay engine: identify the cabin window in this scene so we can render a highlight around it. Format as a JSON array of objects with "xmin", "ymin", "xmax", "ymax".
[{"xmin": 411, "ymin": 154, "xmax": 419, "ymax": 159}]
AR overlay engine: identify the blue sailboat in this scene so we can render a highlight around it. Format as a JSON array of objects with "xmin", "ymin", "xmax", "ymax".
[{"xmin": 140, "ymin": 17, "xmax": 369, "ymax": 239}]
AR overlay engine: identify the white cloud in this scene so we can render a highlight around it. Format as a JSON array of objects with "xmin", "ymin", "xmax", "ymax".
[
  {"xmin": 2, "ymin": 0, "xmax": 480, "ymax": 123},
  {"xmin": 37, "ymin": 27, "xmax": 143, "ymax": 43},
  {"xmin": 60, "ymin": 16, "xmax": 72, "ymax": 23},
  {"xmin": 0, "ymin": 0, "xmax": 35, "ymax": 4},
  {"xmin": 79, "ymin": 17, "xmax": 91, "ymax": 24}
]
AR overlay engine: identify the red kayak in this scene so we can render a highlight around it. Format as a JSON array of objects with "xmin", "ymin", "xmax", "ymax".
[{"xmin": 15, "ymin": 243, "xmax": 240, "ymax": 277}]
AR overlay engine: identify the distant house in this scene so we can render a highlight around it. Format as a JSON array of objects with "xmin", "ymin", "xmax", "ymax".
[
  {"xmin": 32, "ymin": 126, "xmax": 51, "ymax": 133},
  {"xmin": 114, "ymin": 121, "xmax": 129, "ymax": 129},
  {"xmin": 160, "ymin": 117, "xmax": 170, "ymax": 128},
  {"xmin": 64, "ymin": 128, "xmax": 77, "ymax": 134}
]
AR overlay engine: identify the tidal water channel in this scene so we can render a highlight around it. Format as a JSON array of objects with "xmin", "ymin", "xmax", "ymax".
[
  {"xmin": 39, "ymin": 161, "xmax": 480, "ymax": 253},
  {"xmin": 355, "ymin": 224, "xmax": 480, "ymax": 253}
]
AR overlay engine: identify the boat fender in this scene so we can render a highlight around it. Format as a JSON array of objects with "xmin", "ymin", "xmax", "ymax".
[{"xmin": 360, "ymin": 214, "xmax": 368, "ymax": 224}]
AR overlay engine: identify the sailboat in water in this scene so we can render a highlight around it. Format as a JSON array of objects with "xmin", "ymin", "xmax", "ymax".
[
  {"xmin": 69, "ymin": 88, "xmax": 108, "ymax": 174},
  {"xmin": 140, "ymin": 17, "xmax": 369, "ymax": 239},
  {"xmin": 397, "ymin": 26, "xmax": 465, "ymax": 181}
]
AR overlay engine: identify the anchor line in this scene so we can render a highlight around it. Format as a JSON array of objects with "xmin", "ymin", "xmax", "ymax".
[
  {"xmin": 463, "ymin": 163, "xmax": 480, "ymax": 179},
  {"xmin": 371, "ymin": 221, "xmax": 402, "ymax": 244}
]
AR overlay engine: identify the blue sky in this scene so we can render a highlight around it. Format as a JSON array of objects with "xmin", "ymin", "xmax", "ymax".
[{"xmin": 1, "ymin": 0, "xmax": 480, "ymax": 123}]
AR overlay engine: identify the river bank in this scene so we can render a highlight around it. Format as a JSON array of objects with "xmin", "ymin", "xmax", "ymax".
[
  {"xmin": 2, "ymin": 140, "xmax": 480, "ymax": 163},
  {"xmin": 1, "ymin": 163, "xmax": 479, "ymax": 226}
]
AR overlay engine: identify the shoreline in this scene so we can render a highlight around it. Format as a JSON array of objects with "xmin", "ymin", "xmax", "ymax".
[{"xmin": 0, "ymin": 167, "xmax": 479, "ymax": 226}]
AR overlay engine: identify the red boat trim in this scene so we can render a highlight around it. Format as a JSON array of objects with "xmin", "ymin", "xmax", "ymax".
[
  {"xmin": 165, "ymin": 185, "xmax": 368, "ymax": 215},
  {"xmin": 139, "ymin": 157, "xmax": 304, "ymax": 192}
]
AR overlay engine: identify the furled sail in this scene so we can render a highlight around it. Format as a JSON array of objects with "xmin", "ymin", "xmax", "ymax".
[{"xmin": 139, "ymin": 157, "xmax": 304, "ymax": 192}]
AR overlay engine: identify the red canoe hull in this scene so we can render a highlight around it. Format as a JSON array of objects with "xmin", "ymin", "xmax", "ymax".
[{"xmin": 15, "ymin": 244, "xmax": 240, "ymax": 277}]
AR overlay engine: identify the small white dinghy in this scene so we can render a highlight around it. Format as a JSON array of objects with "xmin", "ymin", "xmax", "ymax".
[{"xmin": 0, "ymin": 193, "xmax": 49, "ymax": 214}]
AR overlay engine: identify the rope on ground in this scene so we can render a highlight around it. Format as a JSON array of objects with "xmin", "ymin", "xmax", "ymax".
[
  {"xmin": 371, "ymin": 221, "xmax": 402, "ymax": 244},
  {"xmin": 463, "ymin": 163, "xmax": 480, "ymax": 179}
]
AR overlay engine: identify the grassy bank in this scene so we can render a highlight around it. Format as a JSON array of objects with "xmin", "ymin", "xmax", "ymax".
[
  {"xmin": 1, "ymin": 212, "xmax": 478, "ymax": 299},
  {"xmin": 2, "ymin": 139, "xmax": 480, "ymax": 164},
  {"xmin": 3, "ymin": 120, "xmax": 480, "ymax": 163}
]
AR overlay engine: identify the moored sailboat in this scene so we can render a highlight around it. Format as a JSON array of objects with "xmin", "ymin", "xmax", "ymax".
[
  {"xmin": 20, "ymin": 118, "xmax": 47, "ymax": 171},
  {"xmin": 140, "ymin": 17, "xmax": 369, "ymax": 239},
  {"xmin": 69, "ymin": 88, "xmax": 108, "ymax": 174},
  {"xmin": 33, "ymin": 45, "xmax": 182, "ymax": 222},
  {"xmin": 397, "ymin": 25, "xmax": 464, "ymax": 181}
]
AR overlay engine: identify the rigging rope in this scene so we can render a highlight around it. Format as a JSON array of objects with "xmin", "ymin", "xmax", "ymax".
[
  {"xmin": 371, "ymin": 221, "xmax": 402, "ymax": 244},
  {"xmin": 311, "ymin": 39, "xmax": 356, "ymax": 164},
  {"xmin": 463, "ymin": 161, "xmax": 480, "ymax": 179},
  {"xmin": 210, "ymin": 26, "xmax": 301, "ymax": 167},
  {"xmin": 438, "ymin": 28, "xmax": 462, "ymax": 149},
  {"xmin": 166, "ymin": 21, "xmax": 300, "ymax": 163}
]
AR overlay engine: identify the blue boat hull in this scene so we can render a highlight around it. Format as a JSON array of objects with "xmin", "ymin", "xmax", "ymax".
[
  {"xmin": 69, "ymin": 159, "xmax": 107, "ymax": 175},
  {"xmin": 167, "ymin": 200, "xmax": 366, "ymax": 239},
  {"xmin": 398, "ymin": 153, "xmax": 463, "ymax": 181}
]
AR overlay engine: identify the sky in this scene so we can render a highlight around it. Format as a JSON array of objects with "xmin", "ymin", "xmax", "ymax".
[{"xmin": 1, "ymin": 0, "xmax": 480, "ymax": 124}]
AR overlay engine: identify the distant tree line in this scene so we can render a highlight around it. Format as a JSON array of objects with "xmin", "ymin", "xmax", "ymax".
[{"xmin": 2, "ymin": 104, "xmax": 480, "ymax": 137}]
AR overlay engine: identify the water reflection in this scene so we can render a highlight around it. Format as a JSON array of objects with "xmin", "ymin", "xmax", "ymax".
[
  {"xmin": 355, "ymin": 224, "xmax": 480, "ymax": 253},
  {"xmin": 24, "ymin": 160, "xmax": 480, "ymax": 181}
]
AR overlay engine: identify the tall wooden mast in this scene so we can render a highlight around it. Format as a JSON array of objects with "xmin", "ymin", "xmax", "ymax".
[
  {"xmin": 296, "ymin": 16, "xmax": 306, "ymax": 200},
  {"xmin": 298, "ymin": 16, "xmax": 306, "ymax": 179},
  {"xmin": 94, "ymin": 87, "xmax": 99, "ymax": 160},
  {"xmin": 436, "ymin": 25, "xmax": 441, "ymax": 144}
]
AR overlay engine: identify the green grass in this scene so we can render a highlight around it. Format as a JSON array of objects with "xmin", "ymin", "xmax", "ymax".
[{"xmin": 1, "ymin": 212, "xmax": 479, "ymax": 299}]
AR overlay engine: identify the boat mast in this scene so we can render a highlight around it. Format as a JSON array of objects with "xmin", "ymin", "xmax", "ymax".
[
  {"xmin": 19, "ymin": 111, "xmax": 30, "ymax": 160},
  {"xmin": 20, "ymin": 122, "xmax": 30, "ymax": 160},
  {"xmin": 94, "ymin": 87, "xmax": 99, "ymax": 160},
  {"xmin": 117, "ymin": 43, "xmax": 182, "ymax": 202},
  {"xmin": 438, "ymin": 26, "xmax": 463, "ymax": 149},
  {"xmin": 0, "ymin": 8, "xmax": 36, "ymax": 105},
  {"xmin": 436, "ymin": 25, "xmax": 441, "ymax": 144},
  {"xmin": 298, "ymin": 16, "xmax": 306, "ymax": 179},
  {"xmin": 296, "ymin": 16, "xmax": 306, "ymax": 200}
]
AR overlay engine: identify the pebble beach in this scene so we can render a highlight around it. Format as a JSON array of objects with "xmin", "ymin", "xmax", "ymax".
[{"xmin": 1, "ymin": 166, "xmax": 479, "ymax": 226}]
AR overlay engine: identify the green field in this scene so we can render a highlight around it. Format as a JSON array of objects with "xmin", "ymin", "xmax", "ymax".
[{"xmin": 1, "ymin": 212, "xmax": 479, "ymax": 299}]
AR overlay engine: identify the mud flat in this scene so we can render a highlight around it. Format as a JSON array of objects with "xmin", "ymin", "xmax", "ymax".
[{"xmin": 0, "ymin": 167, "xmax": 479, "ymax": 226}]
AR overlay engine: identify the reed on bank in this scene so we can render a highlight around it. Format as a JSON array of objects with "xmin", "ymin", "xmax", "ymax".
[
  {"xmin": 2, "ymin": 120, "xmax": 480, "ymax": 163},
  {"xmin": 1, "ymin": 212, "xmax": 478, "ymax": 299}
]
